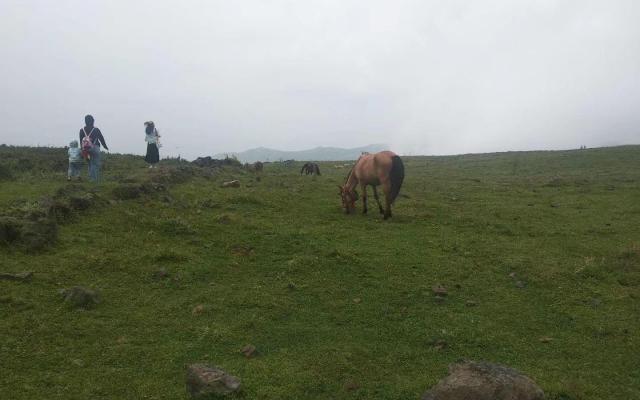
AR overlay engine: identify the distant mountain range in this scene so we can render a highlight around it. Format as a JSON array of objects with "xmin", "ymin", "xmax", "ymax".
[{"xmin": 213, "ymin": 144, "xmax": 388, "ymax": 163}]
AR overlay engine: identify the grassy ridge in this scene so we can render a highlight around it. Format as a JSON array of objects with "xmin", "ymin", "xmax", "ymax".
[{"xmin": 1, "ymin": 145, "xmax": 639, "ymax": 399}]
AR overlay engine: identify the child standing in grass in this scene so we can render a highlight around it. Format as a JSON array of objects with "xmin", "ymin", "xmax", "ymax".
[{"xmin": 67, "ymin": 140, "xmax": 83, "ymax": 181}]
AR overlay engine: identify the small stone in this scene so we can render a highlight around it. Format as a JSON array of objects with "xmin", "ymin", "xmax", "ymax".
[
  {"xmin": 421, "ymin": 360, "xmax": 544, "ymax": 400},
  {"xmin": 508, "ymin": 272, "xmax": 517, "ymax": 278},
  {"xmin": 152, "ymin": 268, "xmax": 169, "ymax": 279},
  {"xmin": 186, "ymin": 364, "xmax": 241, "ymax": 398},
  {"xmin": 240, "ymin": 344, "xmax": 258, "ymax": 358},
  {"xmin": 465, "ymin": 300, "xmax": 477, "ymax": 307},
  {"xmin": 433, "ymin": 340, "xmax": 448, "ymax": 350},
  {"xmin": 221, "ymin": 180, "xmax": 240, "ymax": 188},
  {"xmin": 539, "ymin": 336, "xmax": 553, "ymax": 343},
  {"xmin": 353, "ymin": 298, "xmax": 362, "ymax": 304},
  {"xmin": 0, "ymin": 271, "xmax": 33, "ymax": 282},
  {"xmin": 192, "ymin": 304, "xmax": 205, "ymax": 316},
  {"xmin": 60, "ymin": 286, "xmax": 100, "ymax": 308},
  {"xmin": 432, "ymin": 285, "xmax": 448, "ymax": 297},
  {"xmin": 71, "ymin": 359, "xmax": 85, "ymax": 367},
  {"xmin": 343, "ymin": 380, "xmax": 360, "ymax": 391}
]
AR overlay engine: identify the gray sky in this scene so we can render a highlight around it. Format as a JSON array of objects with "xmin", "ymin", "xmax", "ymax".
[{"xmin": 1, "ymin": 0, "xmax": 638, "ymax": 159}]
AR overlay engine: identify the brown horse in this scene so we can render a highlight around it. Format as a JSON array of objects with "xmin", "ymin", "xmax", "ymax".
[{"xmin": 339, "ymin": 151, "xmax": 404, "ymax": 219}]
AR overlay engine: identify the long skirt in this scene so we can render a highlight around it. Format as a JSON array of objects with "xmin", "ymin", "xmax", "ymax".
[{"xmin": 145, "ymin": 143, "xmax": 159, "ymax": 164}]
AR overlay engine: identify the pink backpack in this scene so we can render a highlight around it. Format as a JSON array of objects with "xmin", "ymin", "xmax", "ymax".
[{"xmin": 81, "ymin": 127, "xmax": 95, "ymax": 159}]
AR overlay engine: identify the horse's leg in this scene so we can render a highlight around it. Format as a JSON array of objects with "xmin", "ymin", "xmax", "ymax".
[
  {"xmin": 361, "ymin": 183, "xmax": 368, "ymax": 214},
  {"xmin": 372, "ymin": 186, "xmax": 384, "ymax": 215},
  {"xmin": 382, "ymin": 179, "xmax": 392, "ymax": 219}
]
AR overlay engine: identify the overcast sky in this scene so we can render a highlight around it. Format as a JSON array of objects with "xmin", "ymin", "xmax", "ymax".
[{"xmin": 1, "ymin": 0, "xmax": 638, "ymax": 159}]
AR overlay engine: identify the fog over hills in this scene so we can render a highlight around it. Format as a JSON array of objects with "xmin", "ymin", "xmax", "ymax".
[{"xmin": 213, "ymin": 144, "xmax": 388, "ymax": 163}]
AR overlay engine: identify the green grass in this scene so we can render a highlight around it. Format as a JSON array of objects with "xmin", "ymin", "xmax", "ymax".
[{"xmin": 1, "ymin": 145, "xmax": 639, "ymax": 399}]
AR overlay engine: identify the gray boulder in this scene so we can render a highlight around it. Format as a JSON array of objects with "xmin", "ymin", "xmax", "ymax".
[
  {"xmin": 186, "ymin": 364, "xmax": 241, "ymax": 398},
  {"xmin": 421, "ymin": 360, "xmax": 544, "ymax": 400},
  {"xmin": 60, "ymin": 286, "xmax": 100, "ymax": 308}
]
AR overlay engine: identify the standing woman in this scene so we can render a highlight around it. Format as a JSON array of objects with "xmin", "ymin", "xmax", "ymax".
[
  {"xmin": 144, "ymin": 121, "xmax": 160, "ymax": 168},
  {"xmin": 79, "ymin": 114, "xmax": 109, "ymax": 182}
]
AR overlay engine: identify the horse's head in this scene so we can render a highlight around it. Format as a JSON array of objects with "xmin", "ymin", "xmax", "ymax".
[{"xmin": 338, "ymin": 185, "xmax": 359, "ymax": 214}]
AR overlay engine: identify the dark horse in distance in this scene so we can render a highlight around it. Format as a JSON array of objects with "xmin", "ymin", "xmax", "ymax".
[
  {"xmin": 339, "ymin": 151, "xmax": 404, "ymax": 219},
  {"xmin": 300, "ymin": 162, "xmax": 321, "ymax": 176}
]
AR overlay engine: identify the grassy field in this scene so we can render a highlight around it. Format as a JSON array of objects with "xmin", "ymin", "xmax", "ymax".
[{"xmin": 1, "ymin": 145, "xmax": 639, "ymax": 399}]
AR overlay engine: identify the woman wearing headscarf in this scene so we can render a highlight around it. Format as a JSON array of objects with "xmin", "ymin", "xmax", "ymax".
[
  {"xmin": 79, "ymin": 114, "xmax": 108, "ymax": 182},
  {"xmin": 144, "ymin": 121, "xmax": 160, "ymax": 168}
]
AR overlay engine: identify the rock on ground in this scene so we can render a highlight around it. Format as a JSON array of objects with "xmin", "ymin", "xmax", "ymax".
[
  {"xmin": 0, "ymin": 271, "xmax": 33, "ymax": 281},
  {"xmin": 186, "ymin": 364, "xmax": 241, "ymax": 398},
  {"xmin": 221, "ymin": 180, "xmax": 240, "ymax": 188},
  {"xmin": 60, "ymin": 286, "xmax": 100, "ymax": 308},
  {"xmin": 421, "ymin": 360, "xmax": 544, "ymax": 400}
]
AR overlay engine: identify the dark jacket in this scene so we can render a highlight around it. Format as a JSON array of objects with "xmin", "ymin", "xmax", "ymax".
[{"xmin": 79, "ymin": 127, "xmax": 108, "ymax": 150}]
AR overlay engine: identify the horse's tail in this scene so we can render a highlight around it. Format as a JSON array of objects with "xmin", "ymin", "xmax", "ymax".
[{"xmin": 389, "ymin": 155, "xmax": 404, "ymax": 204}]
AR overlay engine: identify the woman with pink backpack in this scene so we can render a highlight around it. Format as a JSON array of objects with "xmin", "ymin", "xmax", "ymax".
[{"xmin": 79, "ymin": 115, "xmax": 109, "ymax": 182}]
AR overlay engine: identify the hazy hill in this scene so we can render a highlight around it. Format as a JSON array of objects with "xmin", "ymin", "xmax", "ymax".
[{"xmin": 213, "ymin": 144, "xmax": 388, "ymax": 163}]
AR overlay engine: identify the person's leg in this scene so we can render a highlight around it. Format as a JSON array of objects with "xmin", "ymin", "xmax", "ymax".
[
  {"xmin": 89, "ymin": 148, "xmax": 101, "ymax": 182},
  {"xmin": 93, "ymin": 149, "xmax": 101, "ymax": 182},
  {"xmin": 71, "ymin": 162, "xmax": 82, "ymax": 180}
]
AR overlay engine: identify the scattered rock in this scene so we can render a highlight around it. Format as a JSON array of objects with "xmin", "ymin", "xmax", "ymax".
[
  {"xmin": 539, "ymin": 336, "xmax": 553, "ymax": 343},
  {"xmin": 221, "ymin": 180, "xmax": 240, "ymax": 188},
  {"xmin": 353, "ymin": 298, "xmax": 362, "ymax": 304},
  {"xmin": 0, "ymin": 271, "xmax": 33, "ymax": 282},
  {"xmin": 421, "ymin": 360, "xmax": 545, "ymax": 400},
  {"xmin": 60, "ymin": 286, "xmax": 100, "ymax": 308},
  {"xmin": 152, "ymin": 268, "xmax": 169, "ymax": 279},
  {"xmin": 192, "ymin": 304, "xmax": 205, "ymax": 316},
  {"xmin": 240, "ymin": 344, "xmax": 258, "ymax": 358},
  {"xmin": 465, "ymin": 300, "xmax": 477, "ymax": 307},
  {"xmin": 343, "ymin": 380, "xmax": 360, "ymax": 391},
  {"xmin": 186, "ymin": 364, "xmax": 241, "ymax": 398},
  {"xmin": 432, "ymin": 340, "xmax": 448, "ymax": 350},
  {"xmin": 508, "ymin": 272, "xmax": 517, "ymax": 278},
  {"xmin": 71, "ymin": 359, "xmax": 85, "ymax": 367},
  {"xmin": 432, "ymin": 285, "xmax": 448, "ymax": 297}
]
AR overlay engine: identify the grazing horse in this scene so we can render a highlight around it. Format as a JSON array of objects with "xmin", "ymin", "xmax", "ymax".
[
  {"xmin": 339, "ymin": 151, "xmax": 404, "ymax": 219},
  {"xmin": 300, "ymin": 162, "xmax": 321, "ymax": 176}
]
